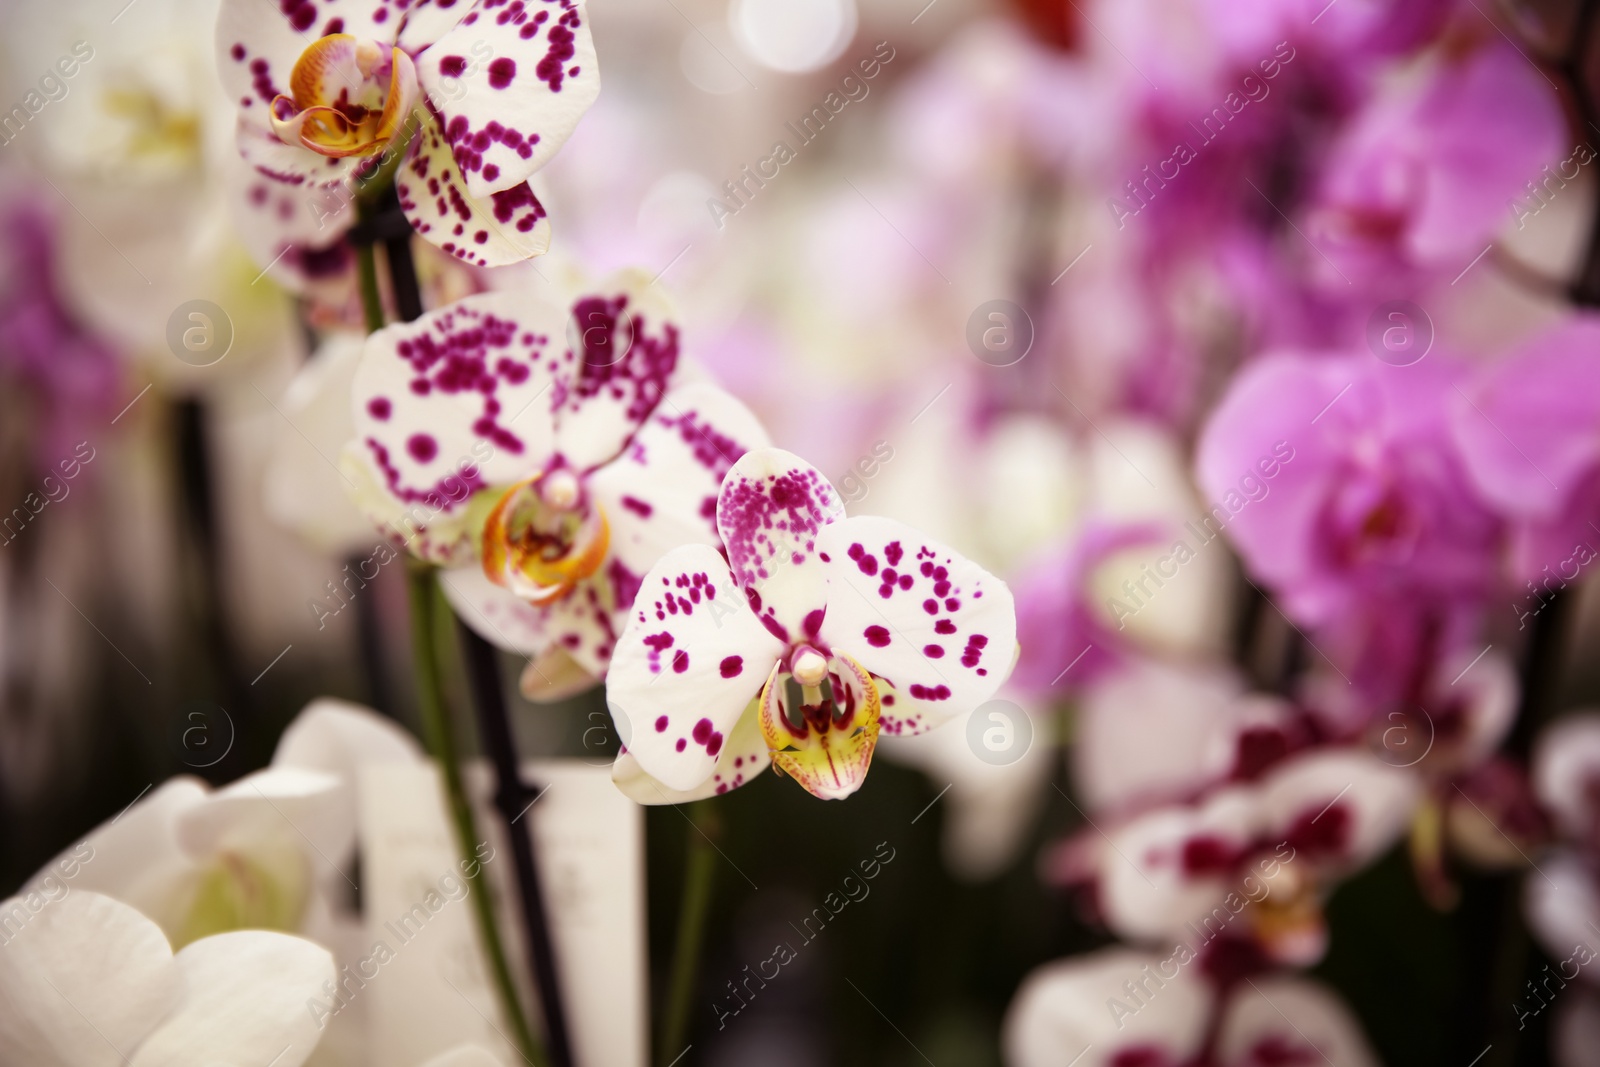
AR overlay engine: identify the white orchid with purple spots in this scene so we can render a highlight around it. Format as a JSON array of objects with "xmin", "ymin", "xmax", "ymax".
[
  {"xmin": 607, "ymin": 448, "xmax": 1018, "ymax": 803},
  {"xmin": 343, "ymin": 273, "xmax": 770, "ymax": 694},
  {"xmin": 216, "ymin": 0, "xmax": 598, "ymax": 268}
]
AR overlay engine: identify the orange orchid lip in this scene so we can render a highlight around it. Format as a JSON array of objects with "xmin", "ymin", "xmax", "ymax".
[
  {"xmin": 481, "ymin": 473, "xmax": 610, "ymax": 605},
  {"xmin": 270, "ymin": 35, "xmax": 417, "ymax": 159}
]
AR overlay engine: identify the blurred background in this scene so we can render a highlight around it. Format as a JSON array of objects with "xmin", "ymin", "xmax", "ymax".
[{"xmin": 6, "ymin": 0, "xmax": 1600, "ymax": 1063}]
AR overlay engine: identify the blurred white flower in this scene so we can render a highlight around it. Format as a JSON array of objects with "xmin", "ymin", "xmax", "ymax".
[{"xmin": 0, "ymin": 889, "xmax": 333, "ymax": 1067}]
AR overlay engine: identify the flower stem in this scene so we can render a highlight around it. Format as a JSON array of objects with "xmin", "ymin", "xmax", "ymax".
[
  {"xmin": 660, "ymin": 801, "xmax": 719, "ymax": 1064},
  {"xmin": 406, "ymin": 557, "xmax": 545, "ymax": 1066}
]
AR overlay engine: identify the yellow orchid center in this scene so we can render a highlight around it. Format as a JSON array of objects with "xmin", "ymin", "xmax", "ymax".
[
  {"xmin": 270, "ymin": 34, "xmax": 418, "ymax": 158},
  {"xmin": 759, "ymin": 652, "xmax": 882, "ymax": 801},
  {"xmin": 481, "ymin": 471, "xmax": 610, "ymax": 605},
  {"xmin": 172, "ymin": 847, "xmax": 309, "ymax": 949}
]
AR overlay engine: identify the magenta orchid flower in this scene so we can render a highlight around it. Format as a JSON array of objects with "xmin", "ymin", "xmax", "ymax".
[
  {"xmin": 606, "ymin": 447, "xmax": 1018, "ymax": 802},
  {"xmin": 1309, "ymin": 39, "xmax": 1563, "ymax": 279},
  {"xmin": 343, "ymin": 276, "xmax": 769, "ymax": 691},
  {"xmin": 217, "ymin": 0, "xmax": 599, "ymax": 268},
  {"xmin": 1452, "ymin": 316, "xmax": 1600, "ymax": 586},
  {"xmin": 1196, "ymin": 351, "xmax": 1500, "ymax": 630}
]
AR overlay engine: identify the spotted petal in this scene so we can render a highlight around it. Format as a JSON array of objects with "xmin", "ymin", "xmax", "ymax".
[
  {"xmin": 1256, "ymin": 749, "xmax": 1420, "ymax": 871},
  {"xmin": 398, "ymin": 118, "xmax": 551, "ymax": 267},
  {"xmin": 1100, "ymin": 786, "xmax": 1261, "ymax": 944},
  {"xmin": 416, "ymin": 0, "xmax": 601, "ymax": 198},
  {"xmin": 606, "ymin": 544, "xmax": 785, "ymax": 793},
  {"xmin": 349, "ymin": 289, "xmax": 563, "ymax": 543},
  {"xmin": 717, "ymin": 448, "xmax": 844, "ymax": 643},
  {"xmin": 612, "ymin": 699, "xmax": 771, "ymax": 804},
  {"xmin": 236, "ymin": 118, "xmax": 365, "ymax": 187},
  {"xmin": 816, "ymin": 515, "xmax": 1016, "ymax": 736},
  {"xmin": 217, "ymin": 0, "xmax": 314, "ymax": 130},
  {"xmin": 550, "ymin": 275, "xmax": 686, "ymax": 472},
  {"xmin": 587, "ymin": 381, "xmax": 770, "ymax": 577}
]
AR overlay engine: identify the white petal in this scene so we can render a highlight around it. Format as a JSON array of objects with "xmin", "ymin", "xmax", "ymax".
[
  {"xmin": 1258, "ymin": 749, "xmax": 1420, "ymax": 872},
  {"xmin": 1216, "ymin": 977, "xmax": 1380, "ymax": 1067},
  {"xmin": 587, "ymin": 381, "xmax": 770, "ymax": 577},
  {"xmin": 216, "ymin": 1, "xmax": 311, "ymax": 131},
  {"xmin": 29, "ymin": 777, "xmax": 207, "ymax": 907},
  {"xmin": 235, "ymin": 118, "xmax": 363, "ymax": 187},
  {"xmin": 129, "ymin": 930, "xmax": 335, "ymax": 1067},
  {"xmin": 349, "ymin": 290, "xmax": 563, "ymax": 542},
  {"xmin": 550, "ymin": 273, "xmax": 686, "ymax": 471},
  {"xmin": 717, "ymin": 447, "xmax": 844, "ymax": 642},
  {"xmin": 173, "ymin": 767, "xmax": 344, "ymax": 864},
  {"xmin": 264, "ymin": 333, "xmax": 381, "ymax": 554},
  {"xmin": 1533, "ymin": 712, "xmax": 1600, "ymax": 841},
  {"xmin": 441, "ymin": 563, "xmax": 553, "ymax": 655},
  {"xmin": 274, "ymin": 697, "xmax": 424, "ymax": 773},
  {"xmin": 1072, "ymin": 658, "xmax": 1255, "ymax": 812},
  {"xmin": 416, "ymin": 1, "xmax": 601, "ymax": 198},
  {"xmin": 606, "ymin": 544, "xmax": 784, "ymax": 792},
  {"xmin": 816, "ymin": 515, "xmax": 1016, "ymax": 735},
  {"xmin": 1002, "ymin": 947, "xmax": 1213, "ymax": 1067},
  {"xmin": 399, "ymin": 120, "xmax": 551, "ymax": 266},
  {"xmin": 612, "ymin": 702, "xmax": 771, "ymax": 803},
  {"xmin": 1100, "ymin": 788, "xmax": 1260, "ymax": 944},
  {"xmin": 228, "ymin": 156, "xmax": 357, "ymax": 303},
  {"xmin": 1524, "ymin": 851, "xmax": 1600, "ymax": 969},
  {"xmin": 0, "ymin": 891, "xmax": 179, "ymax": 1067}
]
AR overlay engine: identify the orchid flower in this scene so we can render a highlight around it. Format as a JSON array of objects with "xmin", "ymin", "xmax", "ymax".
[
  {"xmin": 1309, "ymin": 38, "xmax": 1564, "ymax": 281},
  {"xmin": 342, "ymin": 275, "xmax": 770, "ymax": 694},
  {"xmin": 1004, "ymin": 946, "xmax": 1381, "ymax": 1067},
  {"xmin": 606, "ymin": 446, "xmax": 1018, "ymax": 802},
  {"xmin": 24, "ymin": 698, "xmax": 419, "ymax": 948},
  {"xmin": 1451, "ymin": 315, "xmax": 1600, "ymax": 586},
  {"xmin": 1082, "ymin": 747, "xmax": 1418, "ymax": 967},
  {"xmin": 0, "ymin": 889, "xmax": 333, "ymax": 1067},
  {"xmin": 217, "ymin": 0, "xmax": 599, "ymax": 268},
  {"xmin": 1196, "ymin": 350, "xmax": 1500, "ymax": 706}
]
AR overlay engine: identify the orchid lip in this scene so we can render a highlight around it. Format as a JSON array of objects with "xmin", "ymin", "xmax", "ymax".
[
  {"xmin": 481, "ymin": 472, "xmax": 609, "ymax": 605},
  {"xmin": 270, "ymin": 34, "xmax": 418, "ymax": 159}
]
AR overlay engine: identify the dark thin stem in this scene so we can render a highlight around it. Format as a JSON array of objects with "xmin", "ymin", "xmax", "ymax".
[
  {"xmin": 660, "ymin": 801, "xmax": 719, "ymax": 1065},
  {"xmin": 347, "ymin": 551, "xmax": 393, "ymax": 715},
  {"xmin": 406, "ymin": 561, "xmax": 545, "ymax": 1065},
  {"xmin": 173, "ymin": 399, "xmax": 248, "ymax": 718},
  {"xmin": 458, "ymin": 623, "xmax": 576, "ymax": 1067}
]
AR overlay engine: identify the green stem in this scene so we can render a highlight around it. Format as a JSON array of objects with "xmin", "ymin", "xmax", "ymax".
[
  {"xmin": 660, "ymin": 801, "xmax": 719, "ymax": 1064},
  {"xmin": 355, "ymin": 222, "xmax": 385, "ymax": 334},
  {"xmin": 406, "ymin": 558, "xmax": 545, "ymax": 1066}
]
